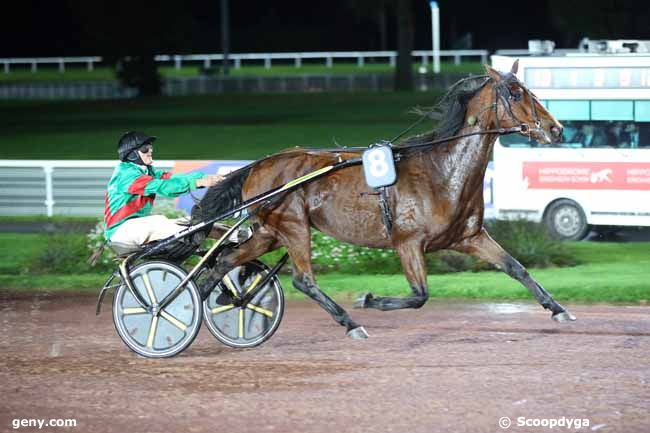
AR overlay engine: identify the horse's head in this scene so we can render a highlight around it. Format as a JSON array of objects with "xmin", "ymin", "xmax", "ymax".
[{"xmin": 484, "ymin": 61, "xmax": 563, "ymax": 144}]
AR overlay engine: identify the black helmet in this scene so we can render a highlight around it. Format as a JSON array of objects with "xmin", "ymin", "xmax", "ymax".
[{"xmin": 117, "ymin": 131, "xmax": 156, "ymax": 162}]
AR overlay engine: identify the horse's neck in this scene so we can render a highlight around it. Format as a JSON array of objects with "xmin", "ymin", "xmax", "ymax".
[
  {"xmin": 430, "ymin": 128, "xmax": 495, "ymax": 183},
  {"xmin": 437, "ymin": 89, "xmax": 498, "ymax": 182}
]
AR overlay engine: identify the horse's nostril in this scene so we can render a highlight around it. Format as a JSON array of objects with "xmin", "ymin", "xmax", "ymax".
[{"xmin": 551, "ymin": 126, "xmax": 562, "ymax": 138}]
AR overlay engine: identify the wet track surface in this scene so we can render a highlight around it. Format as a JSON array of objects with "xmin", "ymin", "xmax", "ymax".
[{"xmin": 1, "ymin": 293, "xmax": 649, "ymax": 433}]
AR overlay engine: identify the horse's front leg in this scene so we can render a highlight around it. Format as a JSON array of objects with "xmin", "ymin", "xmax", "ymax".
[
  {"xmin": 354, "ymin": 240, "xmax": 429, "ymax": 311},
  {"xmin": 454, "ymin": 228, "xmax": 576, "ymax": 322}
]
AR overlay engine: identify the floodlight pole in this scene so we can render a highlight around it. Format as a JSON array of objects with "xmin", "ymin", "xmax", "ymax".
[
  {"xmin": 430, "ymin": 1, "xmax": 440, "ymax": 74},
  {"xmin": 221, "ymin": 0, "xmax": 230, "ymax": 75}
]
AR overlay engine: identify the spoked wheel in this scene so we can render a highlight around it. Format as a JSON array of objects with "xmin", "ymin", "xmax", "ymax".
[
  {"xmin": 203, "ymin": 260, "xmax": 284, "ymax": 348},
  {"xmin": 112, "ymin": 261, "xmax": 202, "ymax": 358}
]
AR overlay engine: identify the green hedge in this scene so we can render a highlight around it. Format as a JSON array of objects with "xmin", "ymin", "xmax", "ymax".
[
  {"xmin": 14, "ymin": 218, "xmax": 574, "ymax": 276},
  {"xmin": 485, "ymin": 219, "xmax": 576, "ymax": 268},
  {"xmin": 307, "ymin": 219, "xmax": 576, "ymax": 274}
]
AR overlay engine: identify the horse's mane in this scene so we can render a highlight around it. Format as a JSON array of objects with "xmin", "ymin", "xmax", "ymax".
[{"xmin": 398, "ymin": 74, "xmax": 490, "ymax": 147}]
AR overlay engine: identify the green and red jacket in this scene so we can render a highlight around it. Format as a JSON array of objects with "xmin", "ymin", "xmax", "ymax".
[{"xmin": 104, "ymin": 162, "xmax": 203, "ymax": 240}]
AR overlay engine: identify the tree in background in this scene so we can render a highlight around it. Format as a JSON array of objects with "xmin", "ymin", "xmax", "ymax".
[
  {"xmin": 394, "ymin": 0, "xmax": 416, "ymax": 91},
  {"xmin": 547, "ymin": 0, "xmax": 650, "ymax": 47},
  {"xmin": 114, "ymin": 56, "xmax": 162, "ymax": 98},
  {"xmin": 69, "ymin": 0, "xmax": 196, "ymax": 96},
  {"xmin": 346, "ymin": 0, "xmax": 391, "ymax": 52},
  {"xmin": 347, "ymin": 0, "xmax": 417, "ymax": 91}
]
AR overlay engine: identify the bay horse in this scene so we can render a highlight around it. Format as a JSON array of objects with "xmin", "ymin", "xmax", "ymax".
[{"xmin": 193, "ymin": 61, "xmax": 576, "ymax": 339}]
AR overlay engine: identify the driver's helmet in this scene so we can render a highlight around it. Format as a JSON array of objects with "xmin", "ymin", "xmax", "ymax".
[{"xmin": 117, "ymin": 131, "xmax": 156, "ymax": 162}]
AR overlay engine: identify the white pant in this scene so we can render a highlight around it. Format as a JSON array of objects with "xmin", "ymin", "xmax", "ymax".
[{"xmin": 110, "ymin": 215, "xmax": 188, "ymax": 248}]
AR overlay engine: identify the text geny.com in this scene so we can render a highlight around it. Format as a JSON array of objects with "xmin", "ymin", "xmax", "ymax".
[{"xmin": 12, "ymin": 418, "xmax": 77, "ymax": 429}]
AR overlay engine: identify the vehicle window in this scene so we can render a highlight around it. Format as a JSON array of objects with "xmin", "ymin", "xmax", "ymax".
[
  {"xmin": 500, "ymin": 121, "xmax": 650, "ymax": 148},
  {"xmin": 500, "ymin": 134, "xmax": 537, "ymax": 147}
]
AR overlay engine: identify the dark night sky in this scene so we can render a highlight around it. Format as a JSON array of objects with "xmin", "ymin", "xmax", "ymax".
[{"xmin": 2, "ymin": 0, "xmax": 648, "ymax": 57}]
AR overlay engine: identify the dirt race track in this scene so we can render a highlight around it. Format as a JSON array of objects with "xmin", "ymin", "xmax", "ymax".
[{"xmin": 1, "ymin": 293, "xmax": 649, "ymax": 433}]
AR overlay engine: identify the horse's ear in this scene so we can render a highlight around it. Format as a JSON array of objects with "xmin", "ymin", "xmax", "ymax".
[
  {"xmin": 511, "ymin": 59, "xmax": 519, "ymax": 75},
  {"xmin": 484, "ymin": 64, "xmax": 502, "ymax": 81}
]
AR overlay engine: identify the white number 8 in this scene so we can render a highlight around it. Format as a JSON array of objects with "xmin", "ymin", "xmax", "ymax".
[{"xmin": 367, "ymin": 148, "xmax": 389, "ymax": 178}]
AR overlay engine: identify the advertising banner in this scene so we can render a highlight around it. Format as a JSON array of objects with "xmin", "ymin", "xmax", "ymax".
[{"xmin": 523, "ymin": 161, "xmax": 650, "ymax": 190}]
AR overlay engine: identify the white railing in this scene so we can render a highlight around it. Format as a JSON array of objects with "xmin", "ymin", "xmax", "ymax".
[
  {"xmin": 0, "ymin": 50, "xmax": 488, "ymax": 74},
  {"xmin": 0, "ymin": 160, "xmax": 494, "ymax": 218},
  {"xmin": 0, "ymin": 160, "xmax": 173, "ymax": 217},
  {"xmin": 156, "ymin": 50, "xmax": 488, "ymax": 70},
  {"xmin": 0, "ymin": 56, "xmax": 102, "ymax": 74}
]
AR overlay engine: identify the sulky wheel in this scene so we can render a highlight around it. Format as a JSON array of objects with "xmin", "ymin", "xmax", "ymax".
[
  {"xmin": 112, "ymin": 261, "xmax": 202, "ymax": 358},
  {"xmin": 203, "ymin": 260, "xmax": 284, "ymax": 348}
]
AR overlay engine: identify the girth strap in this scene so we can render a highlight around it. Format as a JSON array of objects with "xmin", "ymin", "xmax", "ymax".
[
  {"xmin": 360, "ymin": 187, "xmax": 394, "ymax": 238},
  {"xmin": 378, "ymin": 186, "xmax": 393, "ymax": 238}
]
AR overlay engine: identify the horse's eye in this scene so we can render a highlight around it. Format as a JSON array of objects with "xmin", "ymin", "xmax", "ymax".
[{"xmin": 510, "ymin": 88, "xmax": 523, "ymax": 102}]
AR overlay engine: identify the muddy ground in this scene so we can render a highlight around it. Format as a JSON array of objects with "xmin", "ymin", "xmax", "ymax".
[{"xmin": 1, "ymin": 293, "xmax": 648, "ymax": 433}]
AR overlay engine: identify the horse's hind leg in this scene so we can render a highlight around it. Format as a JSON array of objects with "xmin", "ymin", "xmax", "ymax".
[
  {"xmin": 293, "ymin": 271, "xmax": 368, "ymax": 339},
  {"xmin": 455, "ymin": 228, "xmax": 576, "ymax": 322},
  {"xmin": 281, "ymin": 222, "xmax": 368, "ymax": 339},
  {"xmin": 354, "ymin": 241, "xmax": 429, "ymax": 311},
  {"xmin": 199, "ymin": 228, "xmax": 278, "ymax": 299}
]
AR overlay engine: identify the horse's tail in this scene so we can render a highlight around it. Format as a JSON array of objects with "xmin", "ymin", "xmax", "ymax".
[
  {"xmin": 191, "ymin": 163, "xmax": 255, "ymax": 224},
  {"xmin": 191, "ymin": 149, "xmax": 313, "ymax": 224}
]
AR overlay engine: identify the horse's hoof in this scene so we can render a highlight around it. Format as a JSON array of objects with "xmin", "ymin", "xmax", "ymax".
[
  {"xmin": 353, "ymin": 293, "xmax": 372, "ymax": 309},
  {"xmin": 346, "ymin": 326, "xmax": 369, "ymax": 340},
  {"xmin": 552, "ymin": 310, "xmax": 577, "ymax": 322}
]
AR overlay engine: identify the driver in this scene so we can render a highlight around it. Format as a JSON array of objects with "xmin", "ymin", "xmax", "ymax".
[{"xmin": 104, "ymin": 131, "xmax": 223, "ymax": 250}]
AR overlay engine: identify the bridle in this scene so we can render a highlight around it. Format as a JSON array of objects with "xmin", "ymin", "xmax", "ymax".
[
  {"xmin": 491, "ymin": 73, "xmax": 543, "ymax": 138},
  {"xmin": 391, "ymin": 74, "xmax": 546, "ymax": 152}
]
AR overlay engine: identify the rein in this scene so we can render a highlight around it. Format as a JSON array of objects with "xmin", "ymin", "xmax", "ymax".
[
  {"xmin": 393, "ymin": 125, "xmax": 525, "ymax": 153},
  {"xmin": 389, "ymin": 74, "xmax": 544, "ymax": 154}
]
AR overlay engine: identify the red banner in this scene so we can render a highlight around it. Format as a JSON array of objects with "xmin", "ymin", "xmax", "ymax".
[{"xmin": 523, "ymin": 162, "xmax": 650, "ymax": 190}]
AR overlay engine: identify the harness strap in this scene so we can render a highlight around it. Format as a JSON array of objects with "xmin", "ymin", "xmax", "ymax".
[
  {"xmin": 359, "ymin": 188, "xmax": 393, "ymax": 238},
  {"xmin": 378, "ymin": 186, "xmax": 393, "ymax": 238}
]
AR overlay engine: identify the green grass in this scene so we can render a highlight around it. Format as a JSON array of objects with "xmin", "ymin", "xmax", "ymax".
[
  {"xmin": 0, "ymin": 274, "xmax": 108, "ymax": 292},
  {"xmin": 0, "ymin": 233, "xmax": 41, "ymax": 275},
  {"xmin": 1, "ymin": 233, "xmax": 648, "ymax": 303},
  {"xmin": 1, "ymin": 261, "xmax": 646, "ymax": 303},
  {"xmin": 0, "ymin": 215, "xmax": 97, "ymax": 224},
  {"xmin": 0, "ymin": 92, "xmax": 441, "ymax": 159},
  {"xmin": 0, "ymin": 62, "xmax": 483, "ymax": 82},
  {"xmin": 0, "ymin": 67, "xmax": 116, "ymax": 82},
  {"xmin": 291, "ymin": 261, "xmax": 648, "ymax": 303}
]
